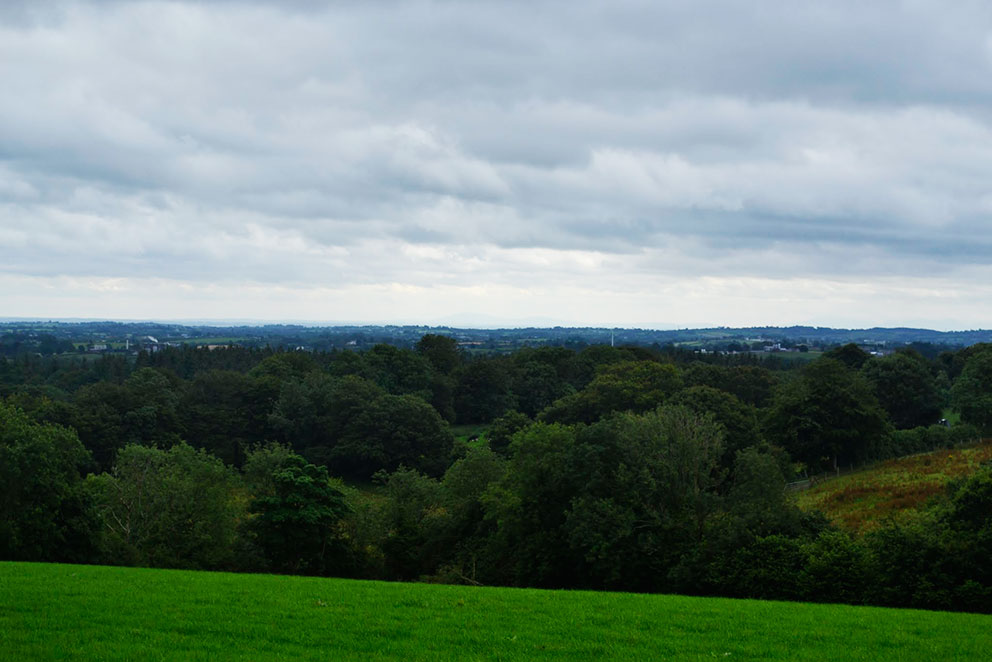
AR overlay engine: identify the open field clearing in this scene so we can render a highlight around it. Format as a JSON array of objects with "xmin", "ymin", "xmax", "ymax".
[
  {"xmin": 795, "ymin": 440, "xmax": 992, "ymax": 532},
  {"xmin": 450, "ymin": 423, "xmax": 489, "ymax": 445},
  {"xmin": 2, "ymin": 562, "xmax": 990, "ymax": 661}
]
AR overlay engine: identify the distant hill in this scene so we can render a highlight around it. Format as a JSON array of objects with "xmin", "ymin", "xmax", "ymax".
[{"xmin": 795, "ymin": 439, "xmax": 992, "ymax": 532}]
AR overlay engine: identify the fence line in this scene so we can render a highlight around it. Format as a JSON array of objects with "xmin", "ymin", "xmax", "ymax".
[{"xmin": 784, "ymin": 437, "xmax": 991, "ymax": 493}]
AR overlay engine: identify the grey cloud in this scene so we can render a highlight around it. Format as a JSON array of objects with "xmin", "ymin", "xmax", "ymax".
[{"xmin": 2, "ymin": 0, "xmax": 992, "ymax": 306}]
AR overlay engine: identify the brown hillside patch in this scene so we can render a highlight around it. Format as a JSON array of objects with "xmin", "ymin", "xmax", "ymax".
[{"xmin": 794, "ymin": 440, "xmax": 992, "ymax": 533}]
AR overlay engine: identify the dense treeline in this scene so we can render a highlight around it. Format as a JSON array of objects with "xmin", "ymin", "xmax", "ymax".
[{"xmin": 1, "ymin": 337, "xmax": 990, "ymax": 612}]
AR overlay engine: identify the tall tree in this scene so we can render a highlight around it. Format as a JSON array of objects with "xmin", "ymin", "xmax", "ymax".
[
  {"xmin": 180, "ymin": 370, "xmax": 259, "ymax": 466},
  {"xmin": 671, "ymin": 385, "xmax": 762, "ymax": 466},
  {"xmin": 416, "ymin": 334, "xmax": 461, "ymax": 375},
  {"xmin": 483, "ymin": 406, "xmax": 724, "ymax": 591},
  {"xmin": 950, "ymin": 349, "xmax": 992, "ymax": 433},
  {"xmin": 823, "ymin": 343, "xmax": 870, "ymax": 370},
  {"xmin": 248, "ymin": 455, "xmax": 351, "ymax": 575},
  {"xmin": 539, "ymin": 360, "xmax": 681, "ymax": 424},
  {"xmin": 861, "ymin": 352, "xmax": 942, "ymax": 429},
  {"xmin": 333, "ymin": 393, "xmax": 453, "ymax": 478},
  {"xmin": 454, "ymin": 359, "xmax": 517, "ymax": 424},
  {"xmin": 765, "ymin": 358, "xmax": 889, "ymax": 471},
  {"xmin": 0, "ymin": 402, "xmax": 96, "ymax": 562},
  {"xmin": 86, "ymin": 442, "xmax": 241, "ymax": 569}
]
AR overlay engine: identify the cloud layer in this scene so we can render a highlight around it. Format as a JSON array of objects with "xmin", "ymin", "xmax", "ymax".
[{"xmin": 2, "ymin": 1, "xmax": 992, "ymax": 328}]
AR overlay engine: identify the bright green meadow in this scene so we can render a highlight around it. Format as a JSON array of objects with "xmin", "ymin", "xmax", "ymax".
[{"xmin": 1, "ymin": 562, "xmax": 989, "ymax": 661}]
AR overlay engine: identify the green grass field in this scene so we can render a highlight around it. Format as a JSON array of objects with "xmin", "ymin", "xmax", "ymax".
[
  {"xmin": 2, "ymin": 563, "xmax": 990, "ymax": 661},
  {"xmin": 450, "ymin": 423, "xmax": 489, "ymax": 446},
  {"xmin": 795, "ymin": 440, "xmax": 992, "ymax": 532},
  {"xmin": 942, "ymin": 409, "xmax": 962, "ymax": 426}
]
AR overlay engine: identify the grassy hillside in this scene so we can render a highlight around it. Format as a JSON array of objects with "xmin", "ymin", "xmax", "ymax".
[
  {"xmin": 795, "ymin": 440, "xmax": 992, "ymax": 532},
  {"xmin": 2, "ymin": 563, "xmax": 990, "ymax": 661}
]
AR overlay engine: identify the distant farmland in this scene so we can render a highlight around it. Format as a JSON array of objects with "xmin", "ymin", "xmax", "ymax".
[{"xmin": 2, "ymin": 562, "xmax": 990, "ymax": 661}]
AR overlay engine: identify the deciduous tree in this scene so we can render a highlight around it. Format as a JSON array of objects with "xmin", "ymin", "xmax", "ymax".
[
  {"xmin": 0, "ymin": 402, "xmax": 96, "ymax": 562},
  {"xmin": 248, "ymin": 455, "xmax": 351, "ymax": 575}
]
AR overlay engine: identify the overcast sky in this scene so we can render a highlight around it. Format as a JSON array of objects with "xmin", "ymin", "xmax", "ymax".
[{"xmin": 2, "ymin": 0, "xmax": 992, "ymax": 329}]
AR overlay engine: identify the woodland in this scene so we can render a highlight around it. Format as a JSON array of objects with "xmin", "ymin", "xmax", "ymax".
[{"xmin": 1, "ymin": 336, "xmax": 990, "ymax": 613}]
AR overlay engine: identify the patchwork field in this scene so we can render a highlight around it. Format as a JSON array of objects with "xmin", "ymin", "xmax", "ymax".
[
  {"xmin": 795, "ymin": 440, "xmax": 992, "ymax": 532},
  {"xmin": 2, "ymin": 562, "xmax": 990, "ymax": 661}
]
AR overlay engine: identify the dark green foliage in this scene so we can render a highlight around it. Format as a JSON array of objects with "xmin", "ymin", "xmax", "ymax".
[
  {"xmin": 454, "ymin": 359, "xmax": 517, "ymax": 423},
  {"xmin": 571, "ymin": 345, "xmax": 637, "ymax": 387},
  {"xmin": 332, "ymin": 393, "xmax": 453, "ymax": 478},
  {"xmin": 800, "ymin": 530, "xmax": 870, "ymax": 605},
  {"xmin": 267, "ymin": 373, "xmax": 451, "ymax": 478},
  {"xmin": 436, "ymin": 447, "xmax": 506, "ymax": 582},
  {"xmin": 724, "ymin": 535, "xmax": 809, "ymax": 601},
  {"xmin": 951, "ymin": 349, "xmax": 992, "ymax": 433},
  {"xmin": 852, "ymin": 467, "xmax": 992, "ymax": 612},
  {"xmin": 248, "ymin": 352, "xmax": 317, "ymax": 382},
  {"xmin": 765, "ymin": 359, "xmax": 890, "ymax": 472},
  {"xmin": 881, "ymin": 423, "xmax": 981, "ymax": 460},
  {"xmin": 681, "ymin": 363, "xmax": 777, "ymax": 407},
  {"xmin": 87, "ymin": 442, "xmax": 242, "ymax": 570},
  {"xmin": 539, "ymin": 360, "xmax": 681, "ymax": 424},
  {"xmin": 268, "ymin": 372, "xmax": 380, "ymax": 458},
  {"xmin": 671, "ymin": 385, "xmax": 762, "ymax": 466},
  {"xmin": 426, "ymin": 373, "xmax": 457, "ymax": 423},
  {"xmin": 180, "ymin": 370, "xmax": 262, "ymax": 466},
  {"xmin": 65, "ymin": 369, "xmax": 183, "ymax": 472},
  {"xmin": 249, "ymin": 455, "xmax": 351, "ymax": 575},
  {"xmin": 0, "ymin": 402, "xmax": 96, "ymax": 562},
  {"xmin": 267, "ymin": 376, "xmax": 325, "ymax": 450},
  {"xmin": 67, "ymin": 381, "xmax": 132, "ymax": 471},
  {"xmin": 681, "ymin": 362, "xmax": 728, "ymax": 390},
  {"xmin": 486, "ymin": 410, "xmax": 532, "ymax": 455},
  {"xmin": 371, "ymin": 467, "xmax": 447, "ymax": 581},
  {"xmin": 479, "ymin": 422, "xmax": 582, "ymax": 587},
  {"xmin": 364, "ymin": 344, "xmax": 433, "ymax": 398},
  {"xmin": 720, "ymin": 365, "xmax": 777, "ymax": 408},
  {"xmin": 242, "ymin": 442, "xmax": 299, "ymax": 497},
  {"xmin": 416, "ymin": 334, "xmax": 461, "ymax": 374},
  {"xmin": 861, "ymin": 352, "xmax": 942, "ymax": 429},
  {"xmin": 863, "ymin": 514, "xmax": 951, "ymax": 609},
  {"xmin": 513, "ymin": 346, "xmax": 584, "ymax": 389},
  {"xmin": 725, "ymin": 448, "xmax": 800, "ymax": 536},
  {"xmin": 2, "ymin": 388, "xmax": 72, "ymax": 426},
  {"xmin": 484, "ymin": 406, "xmax": 724, "ymax": 591},
  {"xmin": 511, "ymin": 360, "xmax": 574, "ymax": 417},
  {"xmin": 824, "ymin": 343, "xmax": 870, "ymax": 370},
  {"xmin": 672, "ymin": 448, "xmax": 806, "ymax": 597},
  {"xmin": 945, "ymin": 342, "xmax": 992, "ymax": 380},
  {"xmin": 939, "ymin": 466, "xmax": 992, "ymax": 610},
  {"xmin": 137, "ymin": 344, "xmax": 272, "ymax": 380},
  {"xmin": 944, "ymin": 464, "xmax": 992, "ymax": 532},
  {"xmin": 4, "ymin": 336, "xmax": 992, "ymax": 613},
  {"xmin": 119, "ymin": 368, "xmax": 184, "ymax": 448}
]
